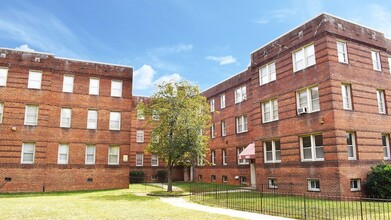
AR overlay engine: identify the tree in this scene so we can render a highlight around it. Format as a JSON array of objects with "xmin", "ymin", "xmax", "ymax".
[
  {"xmin": 138, "ymin": 80, "xmax": 211, "ymax": 192},
  {"xmin": 365, "ymin": 163, "xmax": 391, "ymax": 198}
]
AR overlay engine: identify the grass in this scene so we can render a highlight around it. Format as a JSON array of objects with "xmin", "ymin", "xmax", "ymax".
[{"xmin": 0, "ymin": 184, "xmax": 240, "ymax": 220}]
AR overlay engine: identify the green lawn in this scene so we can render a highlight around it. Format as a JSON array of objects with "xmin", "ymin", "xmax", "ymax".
[{"xmin": 0, "ymin": 184, "xmax": 240, "ymax": 220}]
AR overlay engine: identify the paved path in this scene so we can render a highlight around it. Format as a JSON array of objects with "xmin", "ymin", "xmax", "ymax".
[{"xmin": 160, "ymin": 197, "xmax": 294, "ymax": 220}]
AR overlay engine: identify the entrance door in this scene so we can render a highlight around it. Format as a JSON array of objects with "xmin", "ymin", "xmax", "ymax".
[{"xmin": 250, "ymin": 160, "xmax": 256, "ymax": 188}]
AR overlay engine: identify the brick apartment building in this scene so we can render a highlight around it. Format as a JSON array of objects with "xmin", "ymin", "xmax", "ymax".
[
  {"xmin": 196, "ymin": 13, "xmax": 391, "ymax": 197},
  {"xmin": 0, "ymin": 48, "xmax": 132, "ymax": 192}
]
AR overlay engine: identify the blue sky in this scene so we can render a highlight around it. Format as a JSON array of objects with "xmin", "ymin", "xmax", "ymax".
[{"xmin": 1, "ymin": 0, "xmax": 391, "ymax": 96}]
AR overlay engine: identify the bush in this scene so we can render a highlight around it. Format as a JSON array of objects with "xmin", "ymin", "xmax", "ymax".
[
  {"xmin": 365, "ymin": 163, "xmax": 391, "ymax": 198},
  {"xmin": 156, "ymin": 170, "xmax": 167, "ymax": 182},
  {"xmin": 129, "ymin": 171, "xmax": 145, "ymax": 183}
]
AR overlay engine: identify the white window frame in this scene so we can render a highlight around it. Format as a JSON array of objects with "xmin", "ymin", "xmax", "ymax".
[
  {"xmin": 300, "ymin": 134, "xmax": 324, "ymax": 162},
  {"xmin": 377, "ymin": 90, "xmax": 386, "ymax": 114},
  {"xmin": 87, "ymin": 109, "xmax": 98, "ymax": 129},
  {"xmin": 27, "ymin": 70, "xmax": 42, "ymax": 89},
  {"xmin": 220, "ymin": 94, "xmax": 226, "ymax": 109},
  {"xmin": 221, "ymin": 120, "xmax": 226, "ymax": 137},
  {"xmin": 341, "ymin": 84, "xmax": 352, "ymax": 110},
  {"xmin": 136, "ymin": 130, "xmax": 144, "ymax": 143},
  {"xmin": 259, "ymin": 62, "xmax": 276, "ymax": 85},
  {"xmin": 347, "ymin": 132, "xmax": 357, "ymax": 160},
  {"xmin": 337, "ymin": 41, "xmax": 348, "ymax": 63},
  {"xmin": 136, "ymin": 109, "xmax": 145, "ymax": 120},
  {"xmin": 296, "ymin": 86, "xmax": 320, "ymax": 114},
  {"xmin": 60, "ymin": 108, "xmax": 72, "ymax": 128},
  {"xmin": 57, "ymin": 144, "xmax": 69, "ymax": 164},
  {"xmin": 235, "ymin": 85, "xmax": 247, "ymax": 104},
  {"xmin": 0, "ymin": 67, "xmax": 8, "ymax": 86},
  {"xmin": 111, "ymin": 80, "xmax": 123, "ymax": 97},
  {"xmin": 197, "ymin": 155, "xmax": 205, "ymax": 166},
  {"xmin": 136, "ymin": 153, "xmax": 144, "ymax": 166},
  {"xmin": 24, "ymin": 105, "xmax": 39, "ymax": 126},
  {"xmin": 262, "ymin": 99, "xmax": 278, "ymax": 123},
  {"xmin": 108, "ymin": 146, "xmax": 120, "ymax": 165},
  {"xmin": 268, "ymin": 178, "xmax": 278, "ymax": 189},
  {"xmin": 371, "ymin": 50, "xmax": 382, "ymax": 71},
  {"xmin": 308, "ymin": 179, "xmax": 320, "ymax": 191},
  {"xmin": 152, "ymin": 133, "xmax": 159, "ymax": 143},
  {"xmin": 211, "ymin": 124, "xmax": 215, "ymax": 138},
  {"xmin": 382, "ymin": 134, "xmax": 390, "ymax": 160},
  {"xmin": 152, "ymin": 110, "xmax": 159, "ymax": 121},
  {"xmin": 236, "ymin": 115, "xmax": 248, "ymax": 134},
  {"xmin": 237, "ymin": 147, "xmax": 249, "ymax": 165},
  {"xmin": 388, "ymin": 57, "xmax": 391, "ymax": 74},
  {"xmin": 21, "ymin": 142, "xmax": 35, "ymax": 164},
  {"xmin": 85, "ymin": 145, "xmax": 96, "ymax": 165},
  {"xmin": 350, "ymin": 179, "xmax": 361, "ymax": 191},
  {"xmin": 89, "ymin": 78, "xmax": 100, "ymax": 95},
  {"xmin": 151, "ymin": 154, "xmax": 158, "ymax": 166},
  {"xmin": 211, "ymin": 175, "xmax": 216, "ymax": 182},
  {"xmin": 62, "ymin": 75, "xmax": 74, "ymax": 93},
  {"xmin": 222, "ymin": 175, "xmax": 228, "ymax": 182},
  {"xmin": 222, "ymin": 149, "xmax": 227, "ymax": 165},
  {"xmin": 293, "ymin": 44, "xmax": 315, "ymax": 72},
  {"xmin": 0, "ymin": 102, "xmax": 3, "ymax": 124},
  {"xmin": 264, "ymin": 140, "xmax": 281, "ymax": 163},
  {"xmin": 109, "ymin": 111, "xmax": 121, "ymax": 131},
  {"xmin": 210, "ymin": 99, "xmax": 215, "ymax": 112},
  {"xmin": 211, "ymin": 150, "xmax": 216, "ymax": 165}
]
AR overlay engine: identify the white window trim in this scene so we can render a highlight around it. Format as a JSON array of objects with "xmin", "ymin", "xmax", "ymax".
[
  {"xmin": 296, "ymin": 86, "xmax": 320, "ymax": 114},
  {"xmin": 87, "ymin": 110, "xmax": 98, "ymax": 130},
  {"xmin": 85, "ymin": 145, "xmax": 96, "ymax": 165},
  {"xmin": 341, "ymin": 84, "xmax": 352, "ymax": 110},
  {"xmin": 235, "ymin": 86, "xmax": 247, "ymax": 104},
  {"xmin": 108, "ymin": 146, "xmax": 120, "ymax": 165},
  {"xmin": 62, "ymin": 75, "xmax": 74, "ymax": 93},
  {"xmin": 264, "ymin": 140, "xmax": 281, "ymax": 163},
  {"xmin": 136, "ymin": 109, "xmax": 145, "ymax": 120},
  {"xmin": 221, "ymin": 121, "xmax": 226, "ymax": 137},
  {"xmin": 236, "ymin": 115, "xmax": 248, "ymax": 134},
  {"xmin": 259, "ymin": 62, "xmax": 276, "ymax": 85},
  {"xmin": 262, "ymin": 99, "xmax": 278, "ymax": 123},
  {"xmin": 89, "ymin": 78, "xmax": 100, "ymax": 95},
  {"xmin": 197, "ymin": 155, "xmax": 205, "ymax": 166},
  {"xmin": 211, "ymin": 124, "xmax": 215, "ymax": 138},
  {"xmin": 268, "ymin": 178, "xmax": 278, "ymax": 189},
  {"xmin": 222, "ymin": 175, "xmax": 228, "ymax": 182},
  {"xmin": 308, "ymin": 179, "xmax": 320, "ymax": 191},
  {"xmin": 388, "ymin": 57, "xmax": 391, "ymax": 74},
  {"xmin": 292, "ymin": 44, "xmax": 316, "ymax": 72},
  {"xmin": 337, "ymin": 41, "xmax": 348, "ymax": 64},
  {"xmin": 136, "ymin": 130, "xmax": 145, "ymax": 143},
  {"xmin": 377, "ymin": 90, "xmax": 386, "ymax": 114},
  {"xmin": 211, "ymin": 150, "xmax": 216, "ymax": 165},
  {"xmin": 371, "ymin": 50, "xmax": 382, "ymax": 71},
  {"xmin": 152, "ymin": 110, "xmax": 159, "ymax": 121},
  {"xmin": 383, "ymin": 134, "xmax": 390, "ymax": 160},
  {"xmin": 136, "ymin": 153, "xmax": 144, "ymax": 166},
  {"xmin": 220, "ymin": 94, "xmax": 226, "ymax": 109},
  {"xmin": 111, "ymin": 80, "xmax": 123, "ymax": 97},
  {"xmin": 109, "ymin": 111, "xmax": 121, "ymax": 131},
  {"xmin": 222, "ymin": 149, "xmax": 227, "ymax": 165},
  {"xmin": 60, "ymin": 108, "xmax": 72, "ymax": 128},
  {"xmin": 300, "ymin": 134, "xmax": 324, "ymax": 162},
  {"xmin": 210, "ymin": 99, "xmax": 215, "ymax": 112},
  {"xmin": 237, "ymin": 147, "xmax": 250, "ymax": 165},
  {"xmin": 347, "ymin": 132, "xmax": 357, "ymax": 160},
  {"xmin": 0, "ymin": 102, "xmax": 3, "ymax": 124},
  {"xmin": 350, "ymin": 179, "xmax": 361, "ymax": 192},
  {"xmin": 21, "ymin": 142, "xmax": 35, "ymax": 164},
  {"xmin": 27, "ymin": 70, "xmax": 42, "ymax": 89},
  {"xmin": 24, "ymin": 105, "xmax": 39, "ymax": 126},
  {"xmin": 151, "ymin": 154, "xmax": 159, "ymax": 166},
  {"xmin": 0, "ymin": 67, "xmax": 8, "ymax": 86},
  {"xmin": 57, "ymin": 144, "xmax": 69, "ymax": 164}
]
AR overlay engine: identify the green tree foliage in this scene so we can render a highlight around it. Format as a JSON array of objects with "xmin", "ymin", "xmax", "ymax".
[
  {"xmin": 365, "ymin": 163, "xmax": 391, "ymax": 198},
  {"xmin": 138, "ymin": 80, "xmax": 211, "ymax": 192}
]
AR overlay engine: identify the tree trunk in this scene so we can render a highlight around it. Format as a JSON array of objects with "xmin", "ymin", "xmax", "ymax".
[{"xmin": 167, "ymin": 166, "xmax": 173, "ymax": 192}]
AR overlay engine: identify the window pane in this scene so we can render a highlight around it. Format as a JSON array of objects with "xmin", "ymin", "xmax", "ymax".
[
  {"xmin": 315, "ymin": 135, "xmax": 323, "ymax": 146},
  {"xmin": 305, "ymin": 45, "xmax": 315, "ymax": 66},
  {"xmin": 269, "ymin": 63, "xmax": 276, "ymax": 81},
  {"xmin": 89, "ymin": 78, "xmax": 99, "ymax": 95},
  {"xmin": 111, "ymin": 80, "xmax": 122, "ymax": 97},
  {"xmin": 302, "ymin": 136, "xmax": 311, "ymax": 148},
  {"xmin": 315, "ymin": 146, "xmax": 324, "ymax": 159},
  {"xmin": 294, "ymin": 50, "xmax": 304, "ymax": 71},
  {"xmin": 303, "ymin": 148, "xmax": 312, "ymax": 159},
  {"xmin": 0, "ymin": 68, "xmax": 8, "ymax": 86},
  {"xmin": 298, "ymin": 91, "xmax": 308, "ymax": 108},
  {"xmin": 311, "ymin": 87, "xmax": 320, "ymax": 111}
]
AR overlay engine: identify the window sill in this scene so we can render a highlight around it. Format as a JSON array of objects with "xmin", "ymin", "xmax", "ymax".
[
  {"xmin": 350, "ymin": 189, "xmax": 361, "ymax": 192},
  {"xmin": 308, "ymin": 189, "xmax": 320, "ymax": 192},
  {"xmin": 263, "ymin": 119, "xmax": 279, "ymax": 124},
  {"xmin": 301, "ymin": 159, "xmax": 324, "ymax": 162},
  {"xmin": 265, "ymin": 161, "xmax": 281, "ymax": 164}
]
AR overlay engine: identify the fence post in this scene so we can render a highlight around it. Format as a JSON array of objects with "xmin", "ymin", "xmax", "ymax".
[
  {"xmin": 226, "ymin": 187, "xmax": 228, "ymax": 208},
  {"xmin": 360, "ymin": 196, "xmax": 363, "ymax": 220},
  {"xmin": 303, "ymin": 193, "xmax": 307, "ymax": 220}
]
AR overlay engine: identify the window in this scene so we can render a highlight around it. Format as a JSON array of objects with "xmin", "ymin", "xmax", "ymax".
[
  {"xmin": 222, "ymin": 149, "xmax": 227, "ymax": 165},
  {"xmin": 58, "ymin": 144, "xmax": 69, "ymax": 164},
  {"xmin": 210, "ymin": 99, "xmax": 215, "ymax": 112},
  {"xmin": 341, "ymin": 84, "xmax": 352, "ymax": 110},
  {"xmin": 297, "ymin": 86, "xmax": 320, "ymax": 114},
  {"xmin": 197, "ymin": 155, "xmax": 204, "ymax": 166},
  {"xmin": 300, "ymin": 134, "xmax": 324, "ymax": 161},
  {"xmin": 382, "ymin": 134, "xmax": 390, "ymax": 160},
  {"xmin": 337, "ymin": 41, "xmax": 348, "ymax": 63},
  {"xmin": 136, "ymin": 109, "xmax": 144, "ymax": 120},
  {"xmin": 222, "ymin": 175, "xmax": 228, "ymax": 182},
  {"xmin": 211, "ymin": 124, "xmax": 215, "ymax": 138},
  {"xmin": 151, "ymin": 154, "xmax": 158, "ymax": 166},
  {"xmin": 24, "ymin": 105, "xmax": 38, "ymax": 126},
  {"xmin": 268, "ymin": 178, "xmax": 278, "ymax": 189},
  {"xmin": 347, "ymin": 132, "xmax": 357, "ymax": 160},
  {"xmin": 60, "ymin": 108, "xmax": 72, "ymax": 128},
  {"xmin": 236, "ymin": 115, "xmax": 248, "ymax": 133},
  {"xmin": 388, "ymin": 57, "xmax": 391, "ymax": 74},
  {"xmin": 264, "ymin": 140, "xmax": 281, "ymax": 163},
  {"xmin": 87, "ymin": 110, "xmax": 98, "ymax": 129},
  {"xmin": 237, "ymin": 147, "xmax": 249, "ymax": 165},
  {"xmin": 85, "ymin": 145, "xmax": 96, "ymax": 165},
  {"xmin": 108, "ymin": 146, "xmax": 120, "ymax": 165},
  {"xmin": 21, "ymin": 143, "xmax": 35, "ymax": 164},
  {"xmin": 136, "ymin": 153, "xmax": 144, "ymax": 166},
  {"xmin": 62, "ymin": 75, "xmax": 74, "ymax": 93},
  {"xmin": 136, "ymin": 130, "xmax": 144, "ymax": 143},
  {"xmin": 109, "ymin": 112, "xmax": 121, "ymax": 130},
  {"xmin": 350, "ymin": 179, "xmax": 361, "ymax": 191},
  {"xmin": 377, "ymin": 90, "xmax": 386, "ymax": 114},
  {"xmin": 0, "ymin": 67, "xmax": 8, "ymax": 86},
  {"xmin": 89, "ymin": 78, "xmax": 99, "ymax": 95},
  {"xmin": 235, "ymin": 86, "xmax": 247, "ymax": 103},
  {"xmin": 220, "ymin": 94, "xmax": 226, "ymax": 109},
  {"xmin": 371, "ymin": 51, "xmax": 381, "ymax": 71},
  {"xmin": 198, "ymin": 175, "xmax": 203, "ymax": 181},
  {"xmin": 240, "ymin": 176, "xmax": 247, "ymax": 184},
  {"xmin": 152, "ymin": 133, "xmax": 159, "ymax": 143},
  {"xmin": 308, "ymin": 179, "xmax": 320, "ymax": 191},
  {"xmin": 27, "ymin": 70, "xmax": 42, "ymax": 89},
  {"xmin": 111, "ymin": 80, "xmax": 122, "ymax": 97},
  {"xmin": 211, "ymin": 150, "xmax": 216, "ymax": 165},
  {"xmin": 0, "ymin": 103, "xmax": 3, "ymax": 124},
  {"xmin": 259, "ymin": 62, "xmax": 276, "ymax": 85},
  {"xmin": 221, "ymin": 121, "xmax": 226, "ymax": 137},
  {"xmin": 152, "ymin": 110, "xmax": 159, "ymax": 121},
  {"xmin": 211, "ymin": 175, "xmax": 216, "ymax": 182},
  {"xmin": 293, "ymin": 44, "xmax": 315, "ymax": 72},
  {"xmin": 262, "ymin": 99, "xmax": 278, "ymax": 123}
]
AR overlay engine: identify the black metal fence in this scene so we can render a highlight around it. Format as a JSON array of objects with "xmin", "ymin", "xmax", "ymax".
[{"xmin": 189, "ymin": 184, "xmax": 391, "ymax": 220}]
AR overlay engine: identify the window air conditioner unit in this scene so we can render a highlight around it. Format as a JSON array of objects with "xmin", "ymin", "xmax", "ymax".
[{"xmin": 297, "ymin": 107, "xmax": 308, "ymax": 115}]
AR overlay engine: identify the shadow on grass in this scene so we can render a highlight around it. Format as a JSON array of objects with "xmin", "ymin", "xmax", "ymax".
[{"xmin": 87, "ymin": 193, "xmax": 155, "ymax": 202}]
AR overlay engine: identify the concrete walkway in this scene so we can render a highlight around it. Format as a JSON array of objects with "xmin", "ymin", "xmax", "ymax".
[{"xmin": 160, "ymin": 197, "xmax": 293, "ymax": 220}]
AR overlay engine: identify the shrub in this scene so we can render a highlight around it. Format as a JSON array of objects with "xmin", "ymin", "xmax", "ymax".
[
  {"xmin": 156, "ymin": 170, "xmax": 167, "ymax": 182},
  {"xmin": 129, "ymin": 171, "xmax": 145, "ymax": 183},
  {"xmin": 365, "ymin": 163, "xmax": 391, "ymax": 198}
]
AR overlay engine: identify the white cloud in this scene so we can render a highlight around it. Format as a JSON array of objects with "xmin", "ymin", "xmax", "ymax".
[
  {"xmin": 15, "ymin": 44, "xmax": 35, "ymax": 52},
  {"xmin": 133, "ymin": 64, "xmax": 156, "ymax": 90},
  {"xmin": 206, "ymin": 55, "xmax": 237, "ymax": 65},
  {"xmin": 154, "ymin": 43, "xmax": 193, "ymax": 55},
  {"xmin": 252, "ymin": 8, "xmax": 298, "ymax": 24},
  {"xmin": 154, "ymin": 73, "xmax": 182, "ymax": 85}
]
